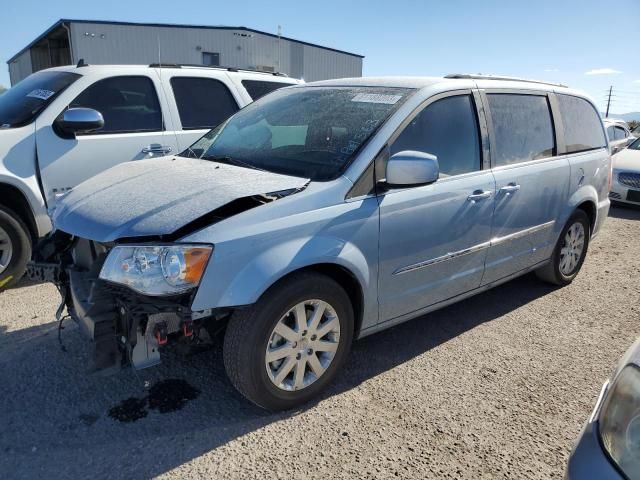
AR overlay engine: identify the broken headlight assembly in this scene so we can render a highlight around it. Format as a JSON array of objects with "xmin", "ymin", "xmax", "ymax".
[{"xmin": 99, "ymin": 244, "xmax": 212, "ymax": 296}]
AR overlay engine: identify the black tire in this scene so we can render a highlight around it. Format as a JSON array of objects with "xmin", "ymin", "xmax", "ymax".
[
  {"xmin": 223, "ymin": 271, "xmax": 354, "ymax": 411},
  {"xmin": 0, "ymin": 205, "xmax": 31, "ymax": 292},
  {"xmin": 535, "ymin": 210, "xmax": 590, "ymax": 286}
]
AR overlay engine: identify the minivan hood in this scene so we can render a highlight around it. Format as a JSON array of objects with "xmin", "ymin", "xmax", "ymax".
[
  {"xmin": 613, "ymin": 148, "xmax": 640, "ymax": 172},
  {"xmin": 53, "ymin": 156, "xmax": 309, "ymax": 242}
]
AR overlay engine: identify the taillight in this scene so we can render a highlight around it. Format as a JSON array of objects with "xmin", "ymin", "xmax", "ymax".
[{"xmin": 608, "ymin": 155, "xmax": 613, "ymax": 191}]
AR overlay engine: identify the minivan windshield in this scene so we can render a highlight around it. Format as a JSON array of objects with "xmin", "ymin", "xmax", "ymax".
[
  {"xmin": 0, "ymin": 71, "xmax": 80, "ymax": 128},
  {"xmin": 182, "ymin": 86, "xmax": 413, "ymax": 181}
]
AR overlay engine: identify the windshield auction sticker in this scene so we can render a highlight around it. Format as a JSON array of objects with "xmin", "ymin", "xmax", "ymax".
[
  {"xmin": 351, "ymin": 93, "xmax": 402, "ymax": 105},
  {"xmin": 26, "ymin": 89, "xmax": 56, "ymax": 101}
]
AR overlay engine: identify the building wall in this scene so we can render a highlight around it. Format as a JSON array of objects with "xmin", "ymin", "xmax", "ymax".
[
  {"xmin": 8, "ymin": 51, "xmax": 32, "ymax": 85},
  {"xmin": 68, "ymin": 22, "xmax": 362, "ymax": 81}
]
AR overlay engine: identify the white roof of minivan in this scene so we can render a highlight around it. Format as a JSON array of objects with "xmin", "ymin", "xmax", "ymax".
[{"xmin": 305, "ymin": 75, "xmax": 599, "ymax": 105}]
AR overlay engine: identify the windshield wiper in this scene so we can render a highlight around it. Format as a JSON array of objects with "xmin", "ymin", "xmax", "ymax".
[{"xmin": 201, "ymin": 155, "xmax": 268, "ymax": 172}]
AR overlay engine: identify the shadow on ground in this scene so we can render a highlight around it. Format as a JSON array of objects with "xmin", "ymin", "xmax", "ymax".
[
  {"xmin": 609, "ymin": 203, "xmax": 640, "ymax": 220},
  {"xmin": 0, "ymin": 272, "xmax": 556, "ymax": 478}
]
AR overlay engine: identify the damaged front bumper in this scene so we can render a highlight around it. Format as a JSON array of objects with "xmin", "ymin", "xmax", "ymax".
[{"xmin": 32, "ymin": 234, "xmax": 220, "ymax": 373}]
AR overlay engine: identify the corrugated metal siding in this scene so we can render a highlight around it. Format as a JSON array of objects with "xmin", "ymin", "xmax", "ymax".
[
  {"xmin": 8, "ymin": 51, "xmax": 32, "ymax": 85},
  {"xmin": 69, "ymin": 22, "xmax": 361, "ymax": 81}
]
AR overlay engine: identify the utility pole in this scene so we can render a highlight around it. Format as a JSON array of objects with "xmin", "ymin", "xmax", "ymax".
[{"xmin": 605, "ymin": 86, "xmax": 613, "ymax": 118}]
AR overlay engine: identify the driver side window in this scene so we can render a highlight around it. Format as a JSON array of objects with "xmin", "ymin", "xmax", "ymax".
[
  {"xmin": 391, "ymin": 94, "xmax": 481, "ymax": 177},
  {"xmin": 69, "ymin": 76, "xmax": 163, "ymax": 135}
]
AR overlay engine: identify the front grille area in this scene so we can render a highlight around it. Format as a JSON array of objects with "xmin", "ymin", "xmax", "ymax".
[
  {"xmin": 619, "ymin": 172, "xmax": 640, "ymax": 189},
  {"xmin": 609, "ymin": 191, "xmax": 622, "ymax": 199}
]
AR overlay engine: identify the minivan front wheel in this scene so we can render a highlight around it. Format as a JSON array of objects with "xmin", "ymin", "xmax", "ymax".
[
  {"xmin": 535, "ymin": 210, "xmax": 590, "ymax": 286},
  {"xmin": 0, "ymin": 206, "xmax": 31, "ymax": 292},
  {"xmin": 223, "ymin": 272, "xmax": 354, "ymax": 411}
]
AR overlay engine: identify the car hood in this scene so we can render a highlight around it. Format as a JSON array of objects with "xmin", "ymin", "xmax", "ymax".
[
  {"xmin": 613, "ymin": 148, "xmax": 640, "ymax": 172},
  {"xmin": 52, "ymin": 156, "xmax": 309, "ymax": 242}
]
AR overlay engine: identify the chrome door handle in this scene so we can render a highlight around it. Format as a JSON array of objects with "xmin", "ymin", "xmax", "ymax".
[
  {"xmin": 142, "ymin": 145, "xmax": 173, "ymax": 155},
  {"xmin": 467, "ymin": 190, "xmax": 492, "ymax": 202},
  {"xmin": 499, "ymin": 183, "xmax": 521, "ymax": 195}
]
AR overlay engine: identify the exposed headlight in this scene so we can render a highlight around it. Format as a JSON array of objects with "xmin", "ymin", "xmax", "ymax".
[
  {"xmin": 99, "ymin": 245, "xmax": 212, "ymax": 296},
  {"xmin": 599, "ymin": 365, "xmax": 640, "ymax": 478}
]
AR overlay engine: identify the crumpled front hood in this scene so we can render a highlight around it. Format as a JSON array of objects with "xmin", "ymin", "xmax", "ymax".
[
  {"xmin": 53, "ymin": 156, "xmax": 309, "ymax": 242},
  {"xmin": 613, "ymin": 148, "xmax": 640, "ymax": 172}
]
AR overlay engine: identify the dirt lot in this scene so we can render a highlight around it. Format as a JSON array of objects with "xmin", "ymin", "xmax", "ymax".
[{"xmin": 0, "ymin": 206, "xmax": 639, "ymax": 479}]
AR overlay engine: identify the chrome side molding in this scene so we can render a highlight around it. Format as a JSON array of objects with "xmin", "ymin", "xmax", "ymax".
[{"xmin": 393, "ymin": 220, "xmax": 555, "ymax": 275}]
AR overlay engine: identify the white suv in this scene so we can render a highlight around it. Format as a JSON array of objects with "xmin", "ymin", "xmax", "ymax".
[{"xmin": 0, "ymin": 63, "xmax": 301, "ymax": 288}]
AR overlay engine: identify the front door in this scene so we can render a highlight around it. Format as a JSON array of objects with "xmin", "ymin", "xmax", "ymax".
[
  {"xmin": 378, "ymin": 92, "xmax": 495, "ymax": 322},
  {"xmin": 481, "ymin": 91, "xmax": 570, "ymax": 284},
  {"xmin": 35, "ymin": 74, "xmax": 178, "ymax": 207}
]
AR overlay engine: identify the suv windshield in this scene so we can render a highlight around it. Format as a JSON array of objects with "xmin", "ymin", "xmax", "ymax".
[
  {"xmin": 0, "ymin": 71, "xmax": 80, "ymax": 128},
  {"xmin": 183, "ymin": 86, "xmax": 414, "ymax": 181}
]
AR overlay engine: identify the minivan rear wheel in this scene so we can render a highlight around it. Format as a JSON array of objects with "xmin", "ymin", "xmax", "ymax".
[
  {"xmin": 0, "ymin": 206, "xmax": 31, "ymax": 292},
  {"xmin": 535, "ymin": 210, "xmax": 590, "ymax": 286},
  {"xmin": 223, "ymin": 271, "xmax": 354, "ymax": 411}
]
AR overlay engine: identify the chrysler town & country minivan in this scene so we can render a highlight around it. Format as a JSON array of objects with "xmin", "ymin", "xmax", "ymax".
[{"xmin": 43, "ymin": 75, "xmax": 611, "ymax": 410}]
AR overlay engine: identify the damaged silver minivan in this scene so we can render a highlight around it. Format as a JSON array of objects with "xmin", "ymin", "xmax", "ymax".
[{"xmin": 43, "ymin": 76, "xmax": 611, "ymax": 410}]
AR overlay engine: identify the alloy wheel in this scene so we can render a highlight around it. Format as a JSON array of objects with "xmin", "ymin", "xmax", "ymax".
[
  {"xmin": 265, "ymin": 299, "xmax": 341, "ymax": 391},
  {"xmin": 0, "ymin": 225, "xmax": 13, "ymax": 275},
  {"xmin": 559, "ymin": 222, "xmax": 585, "ymax": 276}
]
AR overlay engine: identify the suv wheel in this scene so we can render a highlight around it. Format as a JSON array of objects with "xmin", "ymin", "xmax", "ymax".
[
  {"xmin": 535, "ymin": 209, "xmax": 590, "ymax": 286},
  {"xmin": 0, "ymin": 206, "xmax": 31, "ymax": 292},
  {"xmin": 223, "ymin": 271, "xmax": 354, "ymax": 411}
]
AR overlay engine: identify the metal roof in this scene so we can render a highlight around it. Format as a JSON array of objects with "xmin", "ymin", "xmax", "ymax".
[{"xmin": 7, "ymin": 18, "xmax": 365, "ymax": 65}]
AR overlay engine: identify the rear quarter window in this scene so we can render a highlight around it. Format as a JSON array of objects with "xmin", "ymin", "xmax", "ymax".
[{"xmin": 557, "ymin": 94, "xmax": 606, "ymax": 153}]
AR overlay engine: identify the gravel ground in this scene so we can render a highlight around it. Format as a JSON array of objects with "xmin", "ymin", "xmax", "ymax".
[{"xmin": 0, "ymin": 206, "xmax": 639, "ymax": 480}]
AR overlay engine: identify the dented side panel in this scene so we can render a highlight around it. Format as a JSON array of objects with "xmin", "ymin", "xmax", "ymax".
[{"xmin": 187, "ymin": 195, "xmax": 380, "ymax": 332}]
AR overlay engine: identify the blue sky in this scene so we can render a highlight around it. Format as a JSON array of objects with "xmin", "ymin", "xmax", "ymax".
[{"xmin": 2, "ymin": 0, "xmax": 639, "ymax": 114}]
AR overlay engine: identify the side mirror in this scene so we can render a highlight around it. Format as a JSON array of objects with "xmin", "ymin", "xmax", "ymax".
[
  {"xmin": 385, "ymin": 150, "xmax": 439, "ymax": 188},
  {"xmin": 55, "ymin": 108, "xmax": 104, "ymax": 137}
]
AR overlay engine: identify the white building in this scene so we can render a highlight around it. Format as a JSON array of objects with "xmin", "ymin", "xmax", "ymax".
[{"xmin": 7, "ymin": 19, "xmax": 364, "ymax": 85}]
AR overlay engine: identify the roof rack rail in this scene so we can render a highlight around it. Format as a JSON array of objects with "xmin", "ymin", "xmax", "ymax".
[
  {"xmin": 444, "ymin": 73, "xmax": 567, "ymax": 88},
  {"xmin": 148, "ymin": 63, "xmax": 288, "ymax": 77}
]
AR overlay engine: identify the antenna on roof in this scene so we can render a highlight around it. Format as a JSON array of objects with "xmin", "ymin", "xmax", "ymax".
[{"xmin": 76, "ymin": 58, "xmax": 88, "ymax": 67}]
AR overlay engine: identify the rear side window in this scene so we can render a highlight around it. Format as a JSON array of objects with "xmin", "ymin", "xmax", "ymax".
[
  {"xmin": 391, "ymin": 94, "xmax": 481, "ymax": 176},
  {"xmin": 171, "ymin": 77, "xmax": 239, "ymax": 130},
  {"xmin": 614, "ymin": 126, "xmax": 628, "ymax": 140},
  {"xmin": 557, "ymin": 94, "xmax": 606, "ymax": 153},
  {"xmin": 70, "ymin": 76, "xmax": 162, "ymax": 134},
  {"xmin": 487, "ymin": 94, "xmax": 555, "ymax": 166},
  {"xmin": 242, "ymin": 80, "xmax": 295, "ymax": 101},
  {"xmin": 607, "ymin": 126, "xmax": 615, "ymax": 141}
]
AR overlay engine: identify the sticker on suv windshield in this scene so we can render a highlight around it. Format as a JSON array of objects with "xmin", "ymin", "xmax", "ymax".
[
  {"xmin": 351, "ymin": 93, "xmax": 402, "ymax": 105},
  {"xmin": 26, "ymin": 89, "xmax": 56, "ymax": 101}
]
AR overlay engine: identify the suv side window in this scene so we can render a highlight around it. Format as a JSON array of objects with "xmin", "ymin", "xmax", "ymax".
[
  {"xmin": 607, "ymin": 126, "xmax": 616, "ymax": 141},
  {"xmin": 69, "ymin": 76, "xmax": 162, "ymax": 134},
  {"xmin": 557, "ymin": 94, "xmax": 606, "ymax": 153},
  {"xmin": 390, "ymin": 94, "xmax": 481, "ymax": 176},
  {"xmin": 170, "ymin": 77, "xmax": 239, "ymax": 130},
  {"xmin": 486, "ymin": 94, "xmax": 555, "ymax": 166},
  {"xmin": 242, "ymin": 80, "xmax": 294, "ymax": 100},
  {"xmin": 614, "ymin": 126, "xmax": 628, "ymax": 140}
]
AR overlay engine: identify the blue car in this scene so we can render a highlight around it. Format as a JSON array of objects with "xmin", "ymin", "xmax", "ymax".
[
  {"xmin": 42, "ymin": 74, "xmax": 611, "ymax": 410},
  {"xmin": 567, "ymin": 338, "xmax": 640, "ymax": 479}
]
